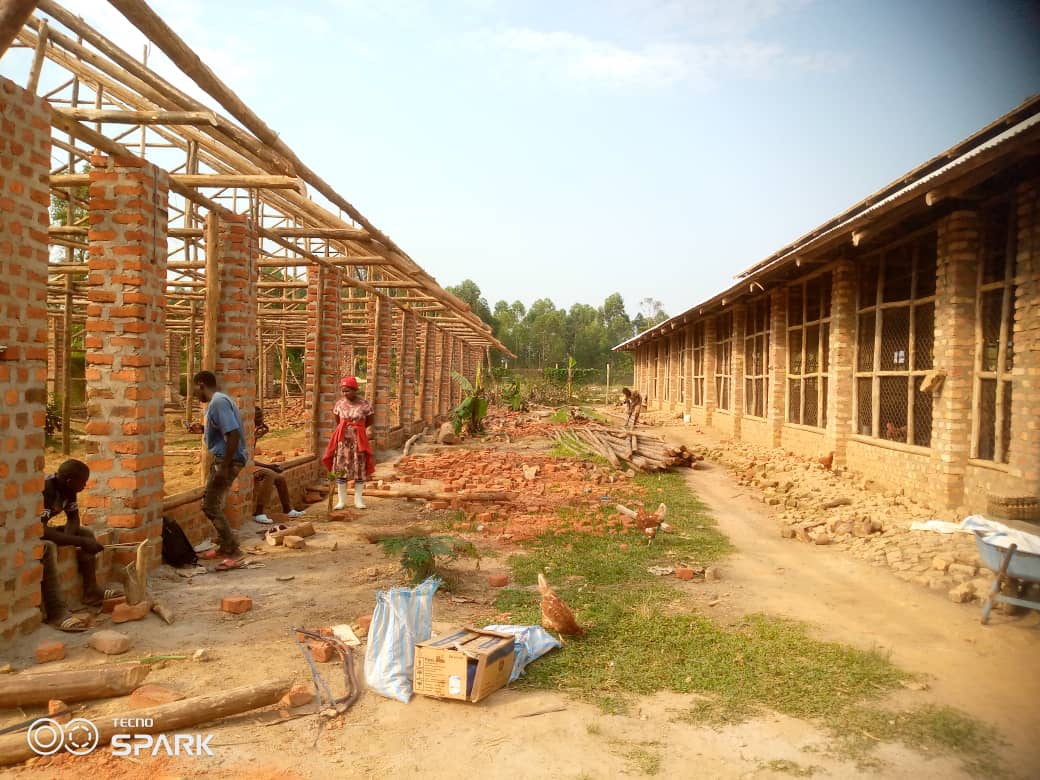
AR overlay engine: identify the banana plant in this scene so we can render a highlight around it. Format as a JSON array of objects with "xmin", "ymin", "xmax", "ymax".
[{"xmin": 451, "ymin": 365, "xmax": 488, "ymax": 435}]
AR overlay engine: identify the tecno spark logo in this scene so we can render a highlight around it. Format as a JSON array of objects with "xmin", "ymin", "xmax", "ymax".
[
  {"xmin": 26, "ymin": 718, "xmax": 213, "ymax": 758},
  {"xmin": 26, "ymin": 718, "xmax": 99, "ymax": 756}
]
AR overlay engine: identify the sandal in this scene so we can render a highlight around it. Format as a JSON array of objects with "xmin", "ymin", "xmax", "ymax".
[
  {"xmin": 53, "ymin": 615, "xmax": 88, "ymax": 633},
  {"xmin": 216, "ymin": 557, "xmax": 249, "ymax": 572}
]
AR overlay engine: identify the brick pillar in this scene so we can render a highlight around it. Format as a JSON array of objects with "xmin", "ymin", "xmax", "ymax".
[
  {"xmin": 419, "ymin": 321, "xmax": 436, "ymax": 424},
  {"xmin": 704, "ymin": 316, "xmax": 717, "ymax": 425},
  {"xmin": 1009, "ymin": 181, "xmax": 1040, "ymax": 495},
  {"xmin": 305, "ymin": 265, "xmax": 343, "ymax": 452},
  {"xmin": 370, "ymin": 296, "xmax": 393, "ymax": 447},
  {"xmin": 165, "ymin": 332, "xmax": 182, "ymax": 405},
  {"xmin": 933, "ymin": 211, "xmax": 980, "ymax": 510},
  {"xmin": 768, "ymin": 288, "xmax": 788, "ymax": 447},
  {"xmin": 208, "ymin": 213, "xmax": 258, "ymax": 528},
  {"xmin": 83, "ymin": 153, "xmax": 169, "ymax": 568},
  {"xmin": 731, "ymin": 303, "xmax": 747, "ymax": 438},
  {"xmin": 0, "ymin": 78, "xmax": 50, "ymax": 638},
  {"xmin": 824, "ymin": 260, "xmax": 856, "ymax": 464},
  {"xmin": 400, "ymin": 311, "xmax": 417, "ymax": 429},
  {"xmin": 453, "ymin": 337, "xmax": 464, "ymax": 407}
]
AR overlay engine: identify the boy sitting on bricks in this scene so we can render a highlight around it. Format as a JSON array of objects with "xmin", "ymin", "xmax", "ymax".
[
  {"xmin": 39, "ymin": 459, "xmax": 118, "ymax": 632},
  {"xmin": 251, "ymin": 406, "xmax": 305, "ymax": 524}
]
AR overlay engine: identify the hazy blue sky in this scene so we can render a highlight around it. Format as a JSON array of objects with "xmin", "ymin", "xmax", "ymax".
[{"xmin": 4, "ymin": 0, "xmax": 1039, "ymax": 318}]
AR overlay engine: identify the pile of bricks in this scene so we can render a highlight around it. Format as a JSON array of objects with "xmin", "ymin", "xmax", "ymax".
[
  {"xmin": 482, "ymin": 410, "xmax": 570, "ymax": 440},
  {"xmin": 707, "ymin": 439, "xmax": 1002, "ymax": 605},
  {"xmin": 395, "ymin": 449, "xmax": 646, "ymax": 541}
]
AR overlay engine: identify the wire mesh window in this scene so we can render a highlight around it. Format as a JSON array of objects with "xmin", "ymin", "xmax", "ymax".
[
  {"xmin": 678, "ymin": 330, "xmax": 690, "ymax": 406},
  {"xmin": 743, "ymin": 298, "xmax": 770, "ymax": 418},
  {"xmin": 714, "ymin": 312, "xmax": 733, "ymax": 411},
  {"xmin": 662, "ymin": 339, "xmax": 671, "ymax": 402},
  {"xmin": 972, "ymin": 201, "xmax": 1017, "ymax": 464},
  {"xmin": 854, "ymin": 230, "xmax": 936, "ymax": 446},
  {"xmin": 787, "ymin": 274, "xmax": 831, "ymax": 427},
  {"xmin": 691, "ymin": 321, "xmax": 706, "ymax": 406}
]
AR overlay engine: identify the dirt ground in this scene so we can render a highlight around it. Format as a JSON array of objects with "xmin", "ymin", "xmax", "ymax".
[{"xmin": 8, "ymin": 416, "xmax": 1040, "ymax": 779}]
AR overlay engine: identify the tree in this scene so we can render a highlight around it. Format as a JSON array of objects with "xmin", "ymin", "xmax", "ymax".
[
  {"xmin": 447, "ymin": 279, "xmax": 496, "ymax": 330},
  {"xmin": 638, "ymin": 297, "xmax": 669, "ymax": 328}
]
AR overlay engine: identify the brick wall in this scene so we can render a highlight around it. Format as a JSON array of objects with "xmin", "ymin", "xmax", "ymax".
[
  {"xmin": 207, "ymin": 213, "xmax": 258, "ymax": 530},
  {"xmin": 0, "ymin": 77, "xmax": 50, "ymax": 639},
  {"xmin": 1007, "ymin": 180, "xmax": 1040, "ymax": 495},
  {"xmin": 767, "ymin": 288, "xmax": 787, "ymax": 447},
  {"xmin": 305, "ymin": 265, "xmax": 343, "ymax": 451},
  {"xmin": 741, "ymin": 416, "xmax": 772, "ymax": 448},
  {"xmin": 824, "ymin": 259, "xmax": 855, "ymax": 465},
  {"xmin": 780, "ymin": 424, "xmax": 826, "ymax": 459},
  {"xmin": 399, "ymin": 311, "xmax": 417, "ymax": 428},
  {"xmin": 845, "ymin": 439, "xmax": 940, "ymax": 506},
  {"xmin": 83, "ymin": 153, "xmax": 169, "ymax": 571},
  {"xmin": 370, "ymin": 295, "xmax": 392, "ymax": 447},
  {"xmin": 419, "ymin": 320, "xmax": 436, "ymax": 425}
]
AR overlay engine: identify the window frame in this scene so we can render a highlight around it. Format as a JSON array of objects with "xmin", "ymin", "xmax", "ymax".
[
  {"xmin": 691, "ymin": 321, "xmax": 706, "ymax": 407},
  {"xmin": 714, "ymin": 312, "xmax": 733, "ymax": 411},
  {"xmin": 853, "ymin": 228, "xmax": 937, "ymax": 447},
  {"xmin": 743, "ymin": 298, "xmax": 770, "ymax": 419},
  {"xmin": 786, "ymin": 273, "xmax": 831, "ymax": 428}
]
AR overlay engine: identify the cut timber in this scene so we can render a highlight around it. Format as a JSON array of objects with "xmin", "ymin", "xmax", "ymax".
[
  {"xmin": 0, "ymin": 663, "xmax": 150, "ymax": 708},
  {"xmin": 362, "ymin": 488, "xmax": 516, "ymax": 502},
  {"xmin": 403, "ymin": 429, "xmax": 427, "ymax": 457},
  {"xmin": 55, "ymin": 108, "xmax": 219, "ymax": 125},
  {"xmin": 49, "ymin": 173, "xmax": 303, "ymax": 190},
  {"xmin": 265, "ymin": 522, "xmax": 316, "ymax": 546},
  {"xmin": 361, "ymin": 526, "xmax": 436, "ymax": 544},
  {"xmin": 0, "ymin": 677, "xmax": 292, "ymax": 766}
]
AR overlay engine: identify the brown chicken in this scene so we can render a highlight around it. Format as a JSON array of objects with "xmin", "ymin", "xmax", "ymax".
[
  {"xmin": 817, "ymin": 451, "xmax": 835, "ymax": 470},
  {"xmin": 538, "ymin": 573, "xmax": 585, "ymax": 638}
]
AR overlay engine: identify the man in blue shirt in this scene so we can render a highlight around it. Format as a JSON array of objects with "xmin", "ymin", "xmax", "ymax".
[{"xmin": 193, "ymin": 371, "xmax": 248, "ymax": 557}]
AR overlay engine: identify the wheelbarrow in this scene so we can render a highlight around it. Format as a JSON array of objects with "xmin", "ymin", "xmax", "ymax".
[{"xmin": 973, "ymin": 534, "xmax": 1040, "ymax": 624}]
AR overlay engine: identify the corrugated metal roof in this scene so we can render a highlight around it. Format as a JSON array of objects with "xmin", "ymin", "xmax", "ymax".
[{"xmin": 614, "ymin": 100, "xmax": 1040, "ymax": 352}]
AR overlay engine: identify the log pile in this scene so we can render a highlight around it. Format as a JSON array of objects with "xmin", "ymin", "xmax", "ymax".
[{"xmin": 552, "ymin": 425, "xmax": 704, "ymax": 473}]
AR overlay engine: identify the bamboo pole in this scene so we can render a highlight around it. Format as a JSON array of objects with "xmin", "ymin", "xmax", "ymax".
[
  {"xmin": 280, "ymin": 328, "xmax": 287, "ymax": 422},
  {"xmin": 25, "ymin": 17, "xmax": 47, "ymax": 93},
  {"xmin": 56, "ymin": 107, "xmax": 218, "ymax": 125},
  {"xmin": 50, "ymin": 172, "xmax": 302, "ymax": 190},
  {"xmin": 184, "ymin": 301, "xmax": 196, "ymax": 424},
  {"xmin": 201, "ymin": 212, "xmax": 220, "ymax": 372}
]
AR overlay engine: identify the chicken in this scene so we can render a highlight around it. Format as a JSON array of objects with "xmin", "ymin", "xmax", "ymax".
[
  {"xmin": 817, "ymin": 451, "xmax": 835, "ymax": 470},
  {"xmin": 538, "ymin": 573, "xmax": 585, "ymax": 638}
]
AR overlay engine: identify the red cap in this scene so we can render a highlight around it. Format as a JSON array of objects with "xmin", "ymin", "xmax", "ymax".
[{"xmin": 340, "ymin": 376, "xmax": 359, "ymax": 389}]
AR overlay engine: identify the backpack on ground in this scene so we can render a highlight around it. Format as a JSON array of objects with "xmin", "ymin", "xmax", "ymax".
[{"xmin": 161, "ymin": 516, "xmax": 198, "ymax": 567}]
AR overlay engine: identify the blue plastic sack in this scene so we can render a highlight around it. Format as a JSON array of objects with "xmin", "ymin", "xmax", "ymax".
[
  {"xmin": 364, "ymin": 577, "xmax": 440, "ymax": 703},
  {"xmin": 482, "ymin": 624, "xmax": 562, "ymax": 682}
]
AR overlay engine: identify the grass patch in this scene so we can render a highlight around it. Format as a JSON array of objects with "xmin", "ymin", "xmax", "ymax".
[
  {"xmin": 762, "ymin": 759, "xmax": 818, "ymax": 777},
  {"xmin": 493, "ymin": 470, "xmax": 1004, "ymax": 776},
  {"xmin": 833, "ymin": 705, "xmax": 1007, "ymax": 778}
]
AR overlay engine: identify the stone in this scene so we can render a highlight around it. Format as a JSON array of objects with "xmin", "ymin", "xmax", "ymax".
[
  {"xmin": 487, "ymin": 574, "xmax": 509, "ymax": 588},
  {"xmin": 948, "ymin": 582, "xmax": 976, "ymax": 603},
  {"xmin": 283, "ymin": 535, "xmax": 306, "ymax": 549},
  {"xmin": 704, "ymin": 566, "xmax": 721, "ymax": 582},
  {"xmin": 35, "ymin": 641, "xmax": 66, "ymax": 664},
  {"xmin": 327, "ymin": 511, "xmax": 352, "ymax": 522},
  {"xmin": 674, "ymin": 568, "xmax": 695, "ymax": 581},
  {"xmin": 947, "ymin": 563, "xmax": 977, "ymax": 581},
  {"xmin": 436, "ymin": 422, "xmax": 458, "ymax": 445},
  {"xmin": 89, "ymin": 630, "xmax": 132, "ymax": 655},
  {"xmin": 932, "ymin": 557, "xmax": 951, "ymax": 572},
  {"xmin": 813, "ymin": 533, "xmax": 832, "ymax": 545},
  {"xmin": 130, "ymin": 684, "xmax": 186, "ymax": 708},
  {"xmin": 221, "ymin": 595, "xmax": 253, "ymax": 614},
  {"xmin": 282, "ymin": 684, "xmax": 315, "ymax": 708},
  {"xmin": 192, "ymin": 648, "xmax": 212, "ymax": 662},
  {"xmin": 779, "ymin": 523, "xmax": 795, "ymax": 539},
  {"xmin": 111, "ymin": 600, "xmax": 152, "ymax": 624}
]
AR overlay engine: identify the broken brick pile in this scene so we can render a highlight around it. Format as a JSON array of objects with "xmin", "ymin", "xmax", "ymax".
[
  {"xmin": 394, "ymin": 449, "xmax": 647, "ymax": 541},
  {"xmin": 482, "ymin": 409, "xmax": 571, "ymax": 440},
  {"xmin": 705, "ymin": 438, "xmax": 1003, "ymax": 605}
]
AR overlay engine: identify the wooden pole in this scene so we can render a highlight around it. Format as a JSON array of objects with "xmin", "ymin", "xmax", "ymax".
[
  {"xmin": 310, "ymin": 267, "xmax": 324, "ymax": 453},
  {"xmin": 60, "ymin": 66, "xmax": 80, "ymax": 456},
  {"xmin": 0, "ymin": 662, "xmax": 150, "ymax": 708},
  {"xmin": 184, "ymin": 301, "xmax": 196, "ymax": 423},
  {"xmin": 0, "ymin": 0, "xmax": 38, "ymax": 59},
  {"xmin": 25, "ymin": 17, "xmax": 47, "ymax": 93},
  {"xmin": 0, "ymin": 677, "xmax": 291, "ymax": 767},
  {"xmin": 606, "ymin": 362, "xmax": 611, "ymax": 405},
  {"xmin": 280, "ymin": 328, "xmax": 287, "ymax": 423}
]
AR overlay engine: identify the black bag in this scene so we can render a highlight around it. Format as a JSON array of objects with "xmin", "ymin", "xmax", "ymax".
[{"xmin": 161, "ymin": 516, "xmax": 198, "ymax": 567}]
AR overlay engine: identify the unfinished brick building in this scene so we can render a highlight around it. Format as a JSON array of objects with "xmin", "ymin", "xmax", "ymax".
[
  {"xmin": 618, "ymin": 98, "xmax": 1040, "ymax": 517},
  {"xmin": 0, "ymin": 1, "xmax": 507, "ymax": 638}
]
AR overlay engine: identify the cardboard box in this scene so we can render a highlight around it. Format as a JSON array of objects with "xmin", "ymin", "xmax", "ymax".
[{"xmin": 413, "ymin": 627, "xmax": 516, "ymax": 703}]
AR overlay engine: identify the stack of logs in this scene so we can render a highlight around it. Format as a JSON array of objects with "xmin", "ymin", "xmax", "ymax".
[{"xmin": 553, "ymin": 425, "xmax": 703, "ymax": 473}]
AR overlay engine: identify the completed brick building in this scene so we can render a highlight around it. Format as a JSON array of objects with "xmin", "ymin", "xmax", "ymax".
[{"xmin": 617, "ymin": 97, "xmax": 1040, "ymax": 515}]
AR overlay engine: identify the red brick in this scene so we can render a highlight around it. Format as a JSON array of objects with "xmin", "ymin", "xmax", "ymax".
[
  {"xmin": 35, "ymin": 640, "xmax": 66, "ymax": 663},
  {"xmin": 88, "ymin": 629, "xmax": 131, "ymax": 654},
  {"xmin": 675, "ymin": 568, "xmax": 695, "ymax": 581},
  {"xmin": 111, "ymin": 600, "xmax": 151, "ymax": 623},
  {"xmin": 221, "ymin": 595, "xmax": 252, "ymax": 614},
  {"xmin": 487, "ymin": 574, "xmax": 509, "ymax": 588},
  {"xmin": 309, "ymin": 639, "xmax": 335, "ymax": 662}
]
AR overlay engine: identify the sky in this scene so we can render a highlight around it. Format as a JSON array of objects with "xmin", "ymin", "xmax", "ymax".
[{"xmin": 4, "ymin": 0, "xmax": 1040, "ymax": 320}]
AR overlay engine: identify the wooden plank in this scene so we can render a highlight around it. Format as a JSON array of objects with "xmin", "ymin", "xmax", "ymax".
[{"xmin": 0, "ymin": 662, "xmax": 150, "ymax": 708}]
